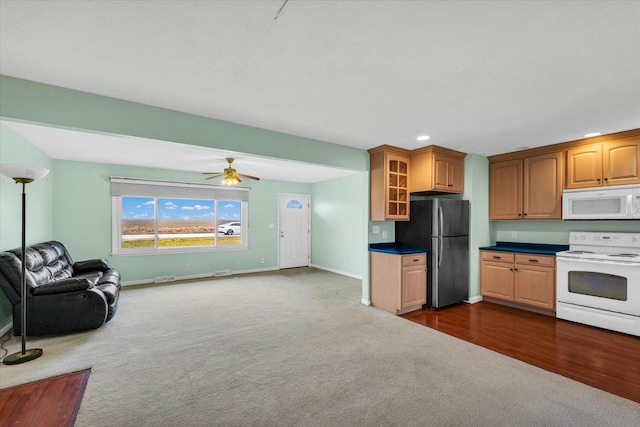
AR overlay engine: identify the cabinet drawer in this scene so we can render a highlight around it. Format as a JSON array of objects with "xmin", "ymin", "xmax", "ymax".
[
  {"xmin": 402, "ymin": 253, "xmax": 426, "ymax": 266},
  {"xmin": 480, "ymin": 251, "xmax": 514, "ymax": 263},
  {"xmin": 515, "ymin": 254, "xmax": 555, "ymax": 267}
]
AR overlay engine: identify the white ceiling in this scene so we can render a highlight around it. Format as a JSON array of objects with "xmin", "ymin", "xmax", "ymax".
[
  {"xmin": 0, "ymin": 120, "xmax": 358, "ymax": 183},
  {"xmin": 1, "ymin": 1, "xmax": 639, "ymax": 180}
]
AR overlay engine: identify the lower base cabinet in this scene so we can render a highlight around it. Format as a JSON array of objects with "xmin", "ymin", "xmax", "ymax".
[
  {"xmin": 480, "ymin": 250, "xmax": 556, "ymax": 311},
  {"xmin": 370, "ymin": 251, "xmax": 427, "ymax": 315}
]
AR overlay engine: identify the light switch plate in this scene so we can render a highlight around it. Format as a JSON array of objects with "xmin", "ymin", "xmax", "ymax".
[{"xmin": 373, "ymin": 226, "xmax": 380, "ymax": 234}]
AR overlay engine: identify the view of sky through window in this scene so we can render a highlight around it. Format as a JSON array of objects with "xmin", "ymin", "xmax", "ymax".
[{"xmin": 121, "ymin": 197, "xmax": 241, "ymax": 221}]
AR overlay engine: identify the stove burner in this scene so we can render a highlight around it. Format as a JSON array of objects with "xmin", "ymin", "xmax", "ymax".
[{"xmin": 608, "ymin": 253, "xmax": 640, "ymax": 258}]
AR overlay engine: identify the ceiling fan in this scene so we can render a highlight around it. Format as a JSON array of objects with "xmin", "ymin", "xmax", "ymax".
[{"xmin": 202, "ymin": 157, "xmax": 260, "ymax": 185}]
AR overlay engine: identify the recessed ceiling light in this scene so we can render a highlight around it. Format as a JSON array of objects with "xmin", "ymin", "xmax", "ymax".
[
  {"xmin": 416, "ymin": 135, "xmax": 430, "ymax": 141},
  {"xmin": 584, "ymin": 132, "xmax": 602, "ymax": 138}
]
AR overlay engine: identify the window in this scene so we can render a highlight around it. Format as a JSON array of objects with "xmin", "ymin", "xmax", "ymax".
[{"xmin": 111, "ymin": 177, "xmax": 248, "ymax": 255}]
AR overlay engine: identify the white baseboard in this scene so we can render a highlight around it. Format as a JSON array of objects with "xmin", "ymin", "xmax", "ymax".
[
  {"xmin": 0, "ymin": 321, "xmax": 12, "ymax": 337},
  {"xmin": 310, "ymin": 264, "xmax": 362, "ymax": 280},
  {"xmin": 122, "ymin": 265, "xmax": 361, "ymax": 287},
  {"xmin": 121, "ymin": 267, "xmax": 280, "ymax": 287},
  {"xmin": 361, "ymin": 298, "xmax": 371, "ymax": 306},
  {"xmin": 233, "ymin": 266, "xmax": 280, "ymax": 275},
  {"xmin": 465, "ymin": 295, "xmax": 483, "ymax": 304}
]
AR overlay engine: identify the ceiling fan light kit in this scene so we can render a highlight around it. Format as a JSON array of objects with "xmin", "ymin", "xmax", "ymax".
[
  {"xmin": 222, "ymin": 174, "xmax": 241, "ymax": 186},
  {"xmin": 203, "ymin": 158, "xmax": 260, "ymax": 185}
]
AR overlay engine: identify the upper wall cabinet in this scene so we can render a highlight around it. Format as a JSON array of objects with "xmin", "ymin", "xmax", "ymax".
[
  {"xmin": 490, "ymin": 151, "xmax": 563, "ymax": 220},
  {"xmin": 566, "ymin": 138, "xmax": 640, "ymax": 189},
  {"xmin": 369, "ymin": 145, "xmax": 411, "ymax": 221},
  {"xmin": 410, "ymin": 145, "xmax": 466, "ymax": 194},
  {"xmin": 488, "ymin": 129, "xmax": 640, "ymax": 221}
]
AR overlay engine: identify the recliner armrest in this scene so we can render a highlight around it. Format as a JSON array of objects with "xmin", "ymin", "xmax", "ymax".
[
  {"xmin": 32, "ymin": 278, "xmax": 94, "ymax": 296},
  {"xmin": 73, "ymin": 259, "xmax": 110, "ymax": 274}
]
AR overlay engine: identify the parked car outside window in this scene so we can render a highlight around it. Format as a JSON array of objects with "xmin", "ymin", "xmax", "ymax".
[{"xmin": 218, "ymin": 222, "xmax": 241, "ymax": 235}]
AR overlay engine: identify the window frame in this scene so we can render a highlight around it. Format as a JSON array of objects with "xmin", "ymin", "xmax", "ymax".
[{"xmin": 111, "ymin": 177, "xmax": 249, "ymax": 256}]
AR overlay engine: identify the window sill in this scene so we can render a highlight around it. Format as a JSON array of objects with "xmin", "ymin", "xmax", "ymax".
[{"xmin": 112, "ymin": 245, "xmax": 247, "ymax": 257}]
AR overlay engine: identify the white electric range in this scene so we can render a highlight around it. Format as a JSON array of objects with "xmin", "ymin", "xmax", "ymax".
[{"xmin": 556, "ymin": 232, "xmax": 640, "ymax": 336}]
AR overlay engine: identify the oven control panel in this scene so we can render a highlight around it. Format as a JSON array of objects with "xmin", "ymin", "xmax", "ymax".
[{"xmin": 569, "ymin": 232, "xmax": 640, "ymax": 248}]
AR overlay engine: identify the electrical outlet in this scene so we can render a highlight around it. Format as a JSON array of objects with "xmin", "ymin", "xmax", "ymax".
[
  {"xmin": 382, "ymin": 230, "xmax": 388, "ymax": 239},
  {"xmin": 185, "ymin": 263, "xmax": 190, "ymax": 270},
  {"xmin": 511, "ymin": 231, "xmax": 518, "ymax": 238},
  {"xmin": 260, "ymin": 258, "xmax": 265, "ymax": 264},
  {"xmin": 373, "ymin": 226, "xmax": 380, "ymax": 234}
]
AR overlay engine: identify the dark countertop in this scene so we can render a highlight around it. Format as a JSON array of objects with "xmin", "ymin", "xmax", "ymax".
[
  {"xmin": 368, "ymin": 243, "xmax": 429, "ymax": 255},
  {"xmin": 479, "ymin": 241, "xmax": 569, "ymax": 256}
]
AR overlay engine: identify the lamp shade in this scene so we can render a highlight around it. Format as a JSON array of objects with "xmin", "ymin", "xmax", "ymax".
[{"xmin": 0, "ymin": 164, "xmax": 49, "ymax": 182}]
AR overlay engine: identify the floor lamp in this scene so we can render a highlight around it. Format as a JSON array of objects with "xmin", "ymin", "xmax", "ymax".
[{"xmin": 1, "ymin": 163, "xmax": 49, "ymax": 365}]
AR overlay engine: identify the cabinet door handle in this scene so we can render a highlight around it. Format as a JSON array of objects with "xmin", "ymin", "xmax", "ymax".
[
  {"xmin": 597, "ymin": 178, "xmax": 601, "ymax": 182},
  {"xmin": 514, "ymin": 268, "xmax": 518, "ymax": 272},
  {"xmin": 448, "ymin": 184, "xmax": 453, "ymax": 187},
  {"xmin": 523, "ymin": 213, "xmax": 528, "ymax": 216},
  {"xmin": 413, "ymin": 259, "xmax": 420, "ymax": 262},
  {"xmin": 529, "ymin": 259, "xmax": 539, "ymax": 263},
  {"xmin": 604, "ymin": 177, "xmax": 609, "ymax": 181},
  {"xmin": 493, "ymin": 256, "xmax": 501, "ymax": 259}
]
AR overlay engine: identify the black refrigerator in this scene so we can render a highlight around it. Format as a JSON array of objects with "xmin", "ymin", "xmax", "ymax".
[{"xmin": 395, "ymin": 199, "xmax": 469, "ymax": 309}]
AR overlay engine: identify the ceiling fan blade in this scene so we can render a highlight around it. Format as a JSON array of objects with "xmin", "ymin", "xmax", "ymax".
[
  {"xmin": 238, "ymin": 173, "xmax": 260, "ymax": 181},
  {"xmin": 205, "ymin": 174, "xmax": 225, "ymax": 180},
  {"xmin": 202, "ymin": 171, "xmax": 224, "ymax": 175}
]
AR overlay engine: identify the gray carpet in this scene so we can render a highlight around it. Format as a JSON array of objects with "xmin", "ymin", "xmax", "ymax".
[{"xmin": 1, "ymin": 268, "xmax": 638, "ymax": 426}]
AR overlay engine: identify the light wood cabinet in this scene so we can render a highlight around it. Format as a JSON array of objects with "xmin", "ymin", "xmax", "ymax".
[
  {"xmin": 489, "ymin": 151, "xmax": 562, "ymax": 220},
  {"xmin": 480, "ymin": 251, "xmax": 555, "ymax": 311},
  {"xmin": 523, "ymin": 152, "xmax": 563, "ymax": 219},
  {"xmin": 370, "ymin": 251, "xmax": 427, "ymax": 315},
  {"xmin": 514, "ymin": 254, "xmax": 556, "ymax": 310},
  {"xmin": 480, "ymin": 251, "xmax": 515, "ymax": 300},
  {"xmin": 368, "ymin": 146, "xmax": 411, "ymax": 221},
  {"xmin": 489, "ymin": 159, "xmax": 523, "ymax": 220},
  {"xmin": 566, "ymin": 139, "xmax": 640, "ymax": 189},
  {"xmin": 410, "ymin": 145, "xmax": 466, "ymax": 194}
]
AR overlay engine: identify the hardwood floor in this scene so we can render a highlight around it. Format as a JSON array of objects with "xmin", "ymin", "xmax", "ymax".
[
  {"xmin": 401, "ymin": 301, "xmax": 640, "ymax": 403},
  {"xmin": 0, "ymin": 369, "xmax": 90, "ymax": 426}
]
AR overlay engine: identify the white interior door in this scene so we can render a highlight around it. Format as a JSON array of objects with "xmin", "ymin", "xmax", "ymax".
[{"xmin": 279, "ymin": 194, "xmax": 310, "ymax": 269}]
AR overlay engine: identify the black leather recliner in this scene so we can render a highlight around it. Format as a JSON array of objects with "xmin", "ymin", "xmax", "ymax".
[{"xmin": 0, "ymin": 241, "xmax": 120, "ymax": 336}]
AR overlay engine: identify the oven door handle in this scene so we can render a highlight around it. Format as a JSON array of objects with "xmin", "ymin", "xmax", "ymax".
[{"xmin": 557, "ymin": 257, "xmax": 640, "ymax": 266}]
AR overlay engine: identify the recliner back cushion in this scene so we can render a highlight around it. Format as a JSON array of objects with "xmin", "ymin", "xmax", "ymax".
[{"xmin": 6, "ymin": 242, "xmax": 74, "ymax": 288}]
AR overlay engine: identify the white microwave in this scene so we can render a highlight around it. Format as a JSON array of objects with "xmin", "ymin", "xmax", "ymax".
[{"xmin": 562, "ymin": 184, "xmax": 640, "ymax": 220}]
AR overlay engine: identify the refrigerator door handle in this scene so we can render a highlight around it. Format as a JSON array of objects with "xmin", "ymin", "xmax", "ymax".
[{"xmin": 438, "ymin": 206, "xmax": 444, "ymax": 267}]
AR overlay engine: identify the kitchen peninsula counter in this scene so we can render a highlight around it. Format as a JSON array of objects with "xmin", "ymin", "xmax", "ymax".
[
  {"xmin": 368, "ymin": 243, "xmax": 428, "ymax": 255},
  {"xmin": 369, "ymin": 243, "xmax": 428, "ymax": 315}
]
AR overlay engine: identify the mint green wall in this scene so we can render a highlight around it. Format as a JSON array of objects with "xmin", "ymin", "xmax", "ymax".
[
  {"xmin": 311, "ymin": 172, "xmax": 368, "ymax": 279},
  {"xmin": 53, "ymin": 159, "xmax": 312, "ymax": 282},
  {"xmin": 0, "ymin": 124, "xmax": 54, "ymax": 329},
  {"xmin": 0, "ymin": 75, "xmax": 367, "ymax": 172},
  {"xmin": 462, "ymin": 154, "xmax": 492, "ymax": 299},
  {"xmin": 494, "ymin": 220, "xmax": 640, "ymax": 245},
  {"xmin": 368, "ymin": 221, "xmax": 396, "ymax": 243}
]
